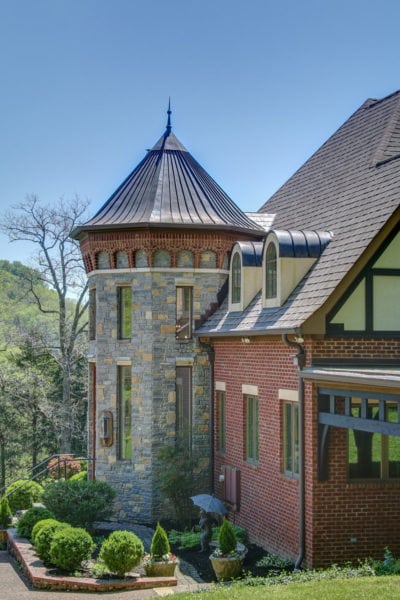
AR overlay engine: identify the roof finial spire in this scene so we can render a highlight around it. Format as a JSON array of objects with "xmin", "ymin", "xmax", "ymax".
[{"xmin": 166, "ymin": 97, "xmax": 172, "ymax": 135}]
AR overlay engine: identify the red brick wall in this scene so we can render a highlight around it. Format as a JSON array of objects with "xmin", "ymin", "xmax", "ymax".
[
  {"xmin": 310, "ymin": 337, "xmax": 400, "ymax": 566},
  {"xmin": 212, "ymin": 337, "xmax": 301, "ymax": 560},
  {"xmin": 212, "ymin": 335, "xmax": 400, "ymax": 567}
]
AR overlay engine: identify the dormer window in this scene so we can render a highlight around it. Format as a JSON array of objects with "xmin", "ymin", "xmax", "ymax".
[
  {"xmin": 263, "ymin": 230, "xmax": 332, "ymax": 309},
  {"xmin": 231, "ymin": 253, "xmax": 242, "ymax": 304},
  {"xmin": 265, "ymin": 242, "xmax": 277, "ymax": 299},
  {"xmin": 229, "ymin": 242, "xmax": 263, "ymax": 312}
]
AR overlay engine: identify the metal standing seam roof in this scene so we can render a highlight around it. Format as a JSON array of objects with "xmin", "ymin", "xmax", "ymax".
[
  {"xmin": 198, "ymin": 90, "xmax": 400, "ymax": 337},
  {"xmin": 74, "ymin": 112, "xmax": 264, "ymax": 237}
]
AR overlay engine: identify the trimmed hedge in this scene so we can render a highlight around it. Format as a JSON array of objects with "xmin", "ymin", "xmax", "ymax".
[
  {"xmin": 5, "ymin": 480, "xmax": 44, "ymax": 514},
  {"xmin": 49, "ymin": 527, "xmax": 95, "ymax": 572},
  {"xmin": 35, "ymin": 521, "xmax": 71, "ymax": 564},
  {"xmin": 42, "ymin": 479, "xmax": 116, "ymax": 532},
  {"xmin": 16, "ymin": 506, "xmax": 54, "ymax": 539},
  {"xmin": 99, "ymin": 530, "xmax": 144, "ymax": 577}
]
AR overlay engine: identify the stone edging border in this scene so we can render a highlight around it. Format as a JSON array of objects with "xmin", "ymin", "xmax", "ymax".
[{"xmin": 6, "ymin": 530, "xmax": 177, "ymax": 592}]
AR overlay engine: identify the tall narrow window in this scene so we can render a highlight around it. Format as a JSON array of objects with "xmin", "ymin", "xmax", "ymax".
[
  {"xmin": 245, "ymin": 395, "xmax": 259, "ymax": 463},
  {"xmin": 176, "ymin": 287, "xmax": 192, "ymax": 340},
  {"xmin": 231, "ymin": 253, "xmax": 241, "ymax": 303},
  {"xmin": 283, "ymin": 401, "xmax": 299, "ymax": 477},
  {"xmin": 176, "ymin": 366, "xmax": 192, "ymax": 446},
  {"xmin": 88, "ymin": 363, "xmax": 96, "ymax": 479},
  {"xmin": 266, "ymin": 242, "xmax": 277, "ymax": 299},
  {"xmin": 117, "ymin": 287, "xmax": 132, "ymax": 339},
  {"xmin": 89, "ymin": 288, "xmax": 96, "ymax": 340},
  {"xmin": 217, "ymin": 390, "xmax": 226, "ymax": 453},
  {"xmin": 117, "ymin": 366, "xmax": 132, "ymax": 459}
]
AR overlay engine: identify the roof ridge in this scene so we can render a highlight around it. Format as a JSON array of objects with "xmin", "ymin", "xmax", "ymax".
[
  {"xmin": 370, "ymin": 92, "xmax": 400, "ymax": 167},
  {"xmin": 365, "ymin": 89, "xmax": 400, "ymax": 109}
]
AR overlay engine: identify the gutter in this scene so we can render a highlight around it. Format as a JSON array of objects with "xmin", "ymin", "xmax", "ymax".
[{"xmin": 282, "ymin": 334, "xmax": 306, "ymax": 570}]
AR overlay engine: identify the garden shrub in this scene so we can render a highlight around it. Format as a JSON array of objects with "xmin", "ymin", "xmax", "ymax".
[
  {"xmin": 0, "ymin": 497, "xmax": 12, "ymax": 529},
  {"xmin": 35, "ymin": 521, "xmax": 71, "ymax": 564},
  {"xmin": 42, "ymin": 479, "xmax": 116, "ymax": 532},
  {"xmin": 150, "ymin": 523, "xmax": 171, "ymax": 557},
  {"xmin": 5, "ymin": 479, "xmax": 44, "ymax": 513},
  {"xmin": 49, "ymin": 527, "xmax": 95, "ymax": 572},
  {"xmin": 157, "ymin": 441, "xmax": 199, "ymax": 527},
  {"xmin": 31, "ymin": 518, "xmax": 60, "ymax": 545},
  {"xmin": 69, "ymin": 470, "xmax": 87, "ymax": 481},
  {"xmin": 99, "ymin": 530, "xmax": 144, "ymax": 577},
  {"xmin": 218, "ymin": 518, "xmax": 237, "ymax": 554},
  {"xmin": 16, "ymin": 506, "xmax": 54, "ymax": 539}
]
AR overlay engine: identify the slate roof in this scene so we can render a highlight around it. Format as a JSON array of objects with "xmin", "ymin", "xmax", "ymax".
[
  {"xmin": 74, "ymin": 112, "xmax": 263, "ymax": 237},
  {"xmin": 199, "ymin": 91, "xmax": 400, "ymax": 336}
]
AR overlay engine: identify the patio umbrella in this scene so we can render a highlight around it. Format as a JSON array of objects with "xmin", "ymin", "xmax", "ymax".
[{"xmin": 190, "ymin": 494, "xmax": 227, "ymax": 515}]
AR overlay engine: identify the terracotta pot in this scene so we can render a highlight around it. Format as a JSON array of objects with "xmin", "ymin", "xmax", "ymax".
[
  {"xmin": 144, "ymin": 561, "xmax": 177, "ymax": 577},
  {"xmin": 209, "ymin": 554, "xmax": 243, "ymax": 581}
]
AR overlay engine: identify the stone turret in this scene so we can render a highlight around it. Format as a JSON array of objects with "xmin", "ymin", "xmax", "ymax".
[{"xmin": 73, "ymin": 108, "xmax": 263, "ymax": 522}]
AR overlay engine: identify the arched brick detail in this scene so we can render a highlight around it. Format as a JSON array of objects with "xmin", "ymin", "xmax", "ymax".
[{"xmin": 79, "ymin": 229, "xmax": 262, "ymax": 273}]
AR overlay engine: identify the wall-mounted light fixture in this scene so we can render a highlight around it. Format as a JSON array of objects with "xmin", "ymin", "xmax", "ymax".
[
  {"xmin": 100, "ymin": 411, "xmax": 113, "ymax": 447},
  {"xmin": 241, "ymin": 337, "xmax": 250, "ymax": 344}
]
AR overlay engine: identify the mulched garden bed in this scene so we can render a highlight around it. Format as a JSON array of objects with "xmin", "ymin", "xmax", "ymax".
[{"xmin": 173, "ymin": 542, "xmax": 274, "ymax": 582}]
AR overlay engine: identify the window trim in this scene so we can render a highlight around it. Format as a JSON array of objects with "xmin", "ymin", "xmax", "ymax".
[
  {"xmin": 282, "ymin": 399, "xmax": 299, "ymax": 479},
  {"xmin": 265, "ymin": 242, "xmax": 277, "ymax": 299},
  {"xmin": 176, "ymin": 286, "xmax": 193, "ymax": 340},
  {"xmin": 231, "ymin": 252, "xmax": 242, "ymax": 305},
  {"xmin": 176, "ymin": 365, "xmax": 192, "ymax": 447},
  {"xmin": 217, "ymin": 390, "xmax": 226, "ymax": 453}
]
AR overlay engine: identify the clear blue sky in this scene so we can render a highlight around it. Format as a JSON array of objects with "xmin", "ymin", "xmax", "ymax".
[{"xmin": 1, "ymin": 0, "xmax": 400, "ymax": 263}]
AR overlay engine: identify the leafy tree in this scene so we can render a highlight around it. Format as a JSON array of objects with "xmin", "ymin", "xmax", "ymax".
[{"xmin": 1, "ymin": 195, "xmax": 90, "ymax": 452}]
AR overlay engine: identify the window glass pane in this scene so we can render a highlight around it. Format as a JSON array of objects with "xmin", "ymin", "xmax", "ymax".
[
  {"xmin": 118, "ymin": 287, "xmax": 132, "ymax": 339},
  {"xmin": 231, "ymin": 254, "xmax": 241, "ymax": 303},
  {"xmin": 89, "ymin": 288, "xmax": 96, "ymax": 340},
  {"xmin": 176, "ymin": 366, "xmax": 192, "ymax": 446},
  {"xmin": 217, "ymin": 391, "xmax": 226, "ymax": 452},
  {"xmin": 266, "ymin": 243, "xmax": 277, "ymax": 299},
  {"xmin": 293, "ymin": 403, "xmax": 299, "ymax": 474},
  {"xmin": 388, "ymin": 435, "xmax": 400, "ymax": 478},
  {"xmin": 118, "ymin": 366, "xmax": 132, "ymax": 459},
  {"xmin": 349, "ymin": 429, "xmax": 381, "ymax": 478},
  {"xmin": 246, "ymin": 395, "xmax": 258, "ymax": 463},
  {"xmin": 176, "ymin": 287, "xmax": 192, "ymax": 340}
]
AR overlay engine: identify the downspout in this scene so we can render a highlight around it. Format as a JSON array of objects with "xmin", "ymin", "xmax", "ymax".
[
  {"xmin": 282, "ymin": 333, "xmax": 306, "ymax": 570},
  {"xmin": 199, "ymin": 340, "xmax": 215, "ymax": 494}
]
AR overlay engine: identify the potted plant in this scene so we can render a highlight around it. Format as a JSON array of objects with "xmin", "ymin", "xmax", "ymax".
[
  {"xmin": 143, "ymin": 522, "xmax": 177, "ymax": 577},
  {"xmin": 0, "ymin": 496, "xmax": 12, "ymax": 544},
  {"xmin": 209, "ymin": 518, "xmax": 246, "ymax": 581}
]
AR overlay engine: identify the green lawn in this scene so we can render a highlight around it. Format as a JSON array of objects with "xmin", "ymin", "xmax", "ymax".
[{"xmin": 175, "ymin": 576, "xmax": 400, "ymax": 599}]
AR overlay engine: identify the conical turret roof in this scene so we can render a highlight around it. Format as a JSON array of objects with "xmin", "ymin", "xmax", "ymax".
[{"xmin": 75, "ymin": 108, "xmax": 263, "ymax": 237}]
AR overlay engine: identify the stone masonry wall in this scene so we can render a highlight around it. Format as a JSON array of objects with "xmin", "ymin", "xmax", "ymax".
[{"xmin": 90, "ymin": 267, "xmax": 228, "ymax": 524}]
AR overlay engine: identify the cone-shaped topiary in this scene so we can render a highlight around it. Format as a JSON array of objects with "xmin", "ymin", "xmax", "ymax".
[
  {"xmin": 99, "ymin": 530, "xmax": 144, "ymax": 578},
  {"xmin": 218, "ymin": 518, "xmax": 237, "ymax": 555},
  {"xmin": 0, "ymin": 497, "xmax": 12, "ymax": 529},
  {"xmin": 150, "ymin": 522, "xmax": 170, "ymax": 557}
]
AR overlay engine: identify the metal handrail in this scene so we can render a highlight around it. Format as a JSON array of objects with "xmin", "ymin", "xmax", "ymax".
[{"xmin": 0, "ymin": 454, "xmax": 94, "ymax": 498}]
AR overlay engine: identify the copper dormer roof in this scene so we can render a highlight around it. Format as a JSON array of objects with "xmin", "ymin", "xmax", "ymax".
[{"xmin": 74, "ymin": 104, "xmax": 263, "ymax": 237}]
